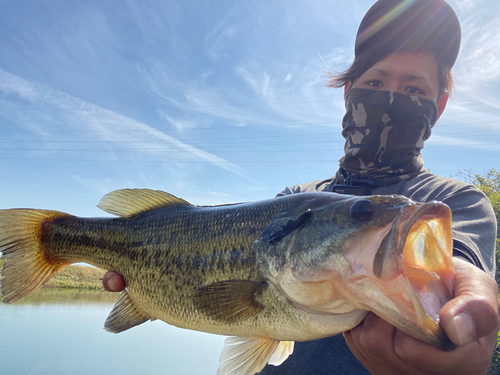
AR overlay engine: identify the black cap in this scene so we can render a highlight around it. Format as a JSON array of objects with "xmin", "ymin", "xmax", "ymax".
[{"xmin": 355, "ymin": 0, "xmax": 461, "ymax": 68}]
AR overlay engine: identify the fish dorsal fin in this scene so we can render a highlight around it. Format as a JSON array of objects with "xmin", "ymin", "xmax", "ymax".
[
  {"xmin": 97, "ymin": 188, "xmax": 192, "ymax": 217},
  {"xmin": 104, "ymin": 290, "xmax": 152, "ymax": 333},
  {"xmin": 217, "ymin": 337, "xmax": 294, "ymax": 375},
  {"xmin": 195, "ymin": 280, "xmax": 266, "ymax": 323}
]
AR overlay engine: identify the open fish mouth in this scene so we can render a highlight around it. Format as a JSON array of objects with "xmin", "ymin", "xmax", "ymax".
[
  {"xmin": 401, "ymin": 203, "xmax": 455, "ymax": 320},
  {"xmin": 373, "ymin": 201, "xmax": 455, "ymax": 348}
]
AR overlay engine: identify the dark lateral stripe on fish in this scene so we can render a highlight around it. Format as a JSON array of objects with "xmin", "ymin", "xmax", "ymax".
[{"xmin": 43, "ymin": 215, "xmax": 260, "ymax": 282}]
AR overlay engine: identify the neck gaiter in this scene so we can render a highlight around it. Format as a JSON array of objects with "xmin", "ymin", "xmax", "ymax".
[{"xmin": 335, "ymin": 88, "xmax": 438, "ymax": 188}]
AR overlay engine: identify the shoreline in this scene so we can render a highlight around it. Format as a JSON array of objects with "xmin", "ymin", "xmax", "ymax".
[{"xmin": 0, "ymin": 259, "xmax": 106, "ymax": 290}]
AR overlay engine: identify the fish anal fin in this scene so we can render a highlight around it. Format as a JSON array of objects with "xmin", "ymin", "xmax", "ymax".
[
  {"xmin": 104, "ymin": 290, "xmax": 151, "ymax": 333},
  {"xmin": 97, "ymin": 189, "xmax": 192, "ymax": 217},
  {"xmin": 196, "ymin": 280, "xmax": 266, "ymax": 323},
  {"xmin": 217, "ymin": 336, "xmax": 293, "ymax": 375}
]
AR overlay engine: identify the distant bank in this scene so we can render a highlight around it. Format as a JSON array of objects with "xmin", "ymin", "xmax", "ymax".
[{"xmin": 0, "ymin": 259, "xmax": 106, "ymax": 290}]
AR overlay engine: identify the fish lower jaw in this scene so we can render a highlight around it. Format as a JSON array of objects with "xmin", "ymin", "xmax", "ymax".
[{"xmin": 331, "ymin": 272, "xmax": 451, "ymax": 348}]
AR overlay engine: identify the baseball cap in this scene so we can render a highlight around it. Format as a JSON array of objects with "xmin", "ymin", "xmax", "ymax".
[{"xmin": 355, "ymin": 0, "xmax": 461, "ymax": 68}]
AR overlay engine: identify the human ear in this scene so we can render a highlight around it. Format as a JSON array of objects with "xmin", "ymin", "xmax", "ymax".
[{"xmin": 436, "ymin": 92, "xmax": 449, "ymax": 120}]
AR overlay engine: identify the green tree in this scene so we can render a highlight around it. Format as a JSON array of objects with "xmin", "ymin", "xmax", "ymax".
[
  {"xmin": 456, "ymin": 168, "xmax": 500, "ymax": 375},
  {"xmin": 456, "ymin": 168, "xmax": 500, "ymax": 271}
]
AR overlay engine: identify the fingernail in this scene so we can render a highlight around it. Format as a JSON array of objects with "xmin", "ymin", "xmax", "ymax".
[
  {"xmin": 107, "ymin": 278, "xmax": 116, "ymax": 291},
  {"xmin": 452, "ymin": 312, "xmax": 475, "ymax": 345}
]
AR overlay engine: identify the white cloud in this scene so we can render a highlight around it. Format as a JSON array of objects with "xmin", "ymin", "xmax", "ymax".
[
  {"xmin": 0, "ymin": 68, "xmax": 250, "ymax": 179},
  {"xmin": 0, "ymin": 70, "xmax": 39, "ymax": 101},
  {"xmin": 203, "ymin": 8, "xmax": 241, "ymax": 60},
  {"xmin": 454, "ymin": 0, "xmax": 482, "ymax": 12},
  {"xmin": 454, "ymin": 8, "xmax": 500, "ymax": 91},
  {"xmin": 140, "ymin": 61, "xmax": 284, "ymax": 127},
  {"xmin": 158, "ymin": 111, "xmax": 197, "ymax": 132},
  {"xmin": 234, "ymin": 53, "xmax": 345, "ymax": 128}
]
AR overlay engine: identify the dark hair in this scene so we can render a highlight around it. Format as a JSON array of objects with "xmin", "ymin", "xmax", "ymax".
[{"xmin": 327, "ymin": 45, "xmax": 454, "ymax": 98}]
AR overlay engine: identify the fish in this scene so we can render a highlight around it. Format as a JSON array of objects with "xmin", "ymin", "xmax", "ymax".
[{"xmin": 0, "ymin": 189, "xmax": 456, "ymax": 375}]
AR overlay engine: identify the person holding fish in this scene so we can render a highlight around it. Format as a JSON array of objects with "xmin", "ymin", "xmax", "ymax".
[
  {"xmin": 99, "ymin": 0, "xmax": 498, "ymax": 374},
  {"xmin": 0, "ymin": 0, "xmax": 496, "ymax": 374}
]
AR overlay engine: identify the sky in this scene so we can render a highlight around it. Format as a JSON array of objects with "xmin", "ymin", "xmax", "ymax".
[{"xmin": 0, "ymin": 0, "xmax": 499, "ymax": 218}]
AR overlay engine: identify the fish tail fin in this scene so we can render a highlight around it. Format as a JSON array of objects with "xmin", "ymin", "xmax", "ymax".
[{"xmin": 0, "ymin": 209, "xmax": 71, "ymax": 303}]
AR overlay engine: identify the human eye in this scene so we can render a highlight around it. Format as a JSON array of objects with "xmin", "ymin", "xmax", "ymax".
[
  {"xmin": 405, "ymin": 86, "xmax": 425, "ymax": 95},
  {"xmin": 366, "ymin": 80, "xmax": 383, "ymax": 88}
]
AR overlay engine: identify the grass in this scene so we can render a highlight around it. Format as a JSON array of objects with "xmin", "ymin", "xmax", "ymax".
[
  {"xmin": 489, "ymin": 347, "xmax": 500, "ymax": 375},
  {"xmin": 43, "ymin": 264, "xmax": 107, "ymax": 290},
  {"xmin": 0, "ymin": 259, "xmax": 106, "ymax": 290}
]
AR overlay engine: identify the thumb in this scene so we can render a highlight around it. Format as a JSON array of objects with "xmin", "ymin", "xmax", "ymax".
[{"xmin": 439, "ymin": 259, "xmax": 499, "ymax": 345}]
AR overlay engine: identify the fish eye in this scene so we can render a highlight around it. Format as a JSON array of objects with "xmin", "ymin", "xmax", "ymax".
[{"xmin": 349, "ymin": 200, "xmax": 375, "ymax": 221}]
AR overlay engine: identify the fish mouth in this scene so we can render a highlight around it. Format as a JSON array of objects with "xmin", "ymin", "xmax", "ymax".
[{"xmin": 373, "ymin": 201, "xmax": 455, "ymax": 348}]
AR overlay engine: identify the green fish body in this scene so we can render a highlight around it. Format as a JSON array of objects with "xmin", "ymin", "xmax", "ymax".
[{"xmin": 0, "ymin": 189, "xmax": 455, "ymax": 375}]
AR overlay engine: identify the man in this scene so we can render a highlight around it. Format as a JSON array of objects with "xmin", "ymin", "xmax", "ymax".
[{"xmin": 103, "ymin": 1, "xmax": 499, "ymax": 374}]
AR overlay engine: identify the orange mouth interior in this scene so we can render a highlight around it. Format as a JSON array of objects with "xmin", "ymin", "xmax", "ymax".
[{"xmin": 402, "ymin": 212, "xmax": 454, "ymax": 323}]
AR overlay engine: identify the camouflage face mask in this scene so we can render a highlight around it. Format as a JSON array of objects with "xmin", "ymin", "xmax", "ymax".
[{"xmin": 336, "ymin": 88, "xmax": 438, "ymax": 187}]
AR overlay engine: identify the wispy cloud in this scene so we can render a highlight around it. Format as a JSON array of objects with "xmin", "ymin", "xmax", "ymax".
[
  {"xmin": 454, "ymin": 6, "xmax": 500, "ymax": 92},
  {"xmin": 204, "ymin": 8, "xmax": 241, "ymax": 60},
  {"xmin": 0, "ymin": 68, "xmax": 249, "ymax": 178},
  {"xmin": 454, "ymin": 0, "xmax": 482, "ymax": 12},
  {"xmin": 140, "ymin": 62, "xmax": 290, "ymax": 127},
  {"xmin": 158, "ymin": 111, "xmax": 198, "ymax": 132},
  {"xmin": 234, "ymin": 50, "xmax": 351, "ymax": 128}
]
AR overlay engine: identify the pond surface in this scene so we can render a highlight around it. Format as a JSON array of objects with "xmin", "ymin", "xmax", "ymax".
[{"xmin": 1, "ymin": 288, "xmax": 225, "ymax": 375}]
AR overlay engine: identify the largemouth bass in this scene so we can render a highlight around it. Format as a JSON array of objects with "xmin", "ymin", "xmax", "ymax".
[{"xmin": 0, "ymin": 189, "xmax": 455, "ymax": 375}]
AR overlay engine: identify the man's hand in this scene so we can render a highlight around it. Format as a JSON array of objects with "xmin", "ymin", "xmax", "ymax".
[
  {"xmin": 102, "ymin": 271, "xmax": 126, "ymax": 292},
  {"xmin": 344, "ymin": 258, "xmax": 499, "ymax": 374}
]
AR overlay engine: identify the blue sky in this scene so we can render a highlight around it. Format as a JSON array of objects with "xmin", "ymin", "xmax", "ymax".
[{"xmin": 0, "ymin": 0, "xmax": 499, "ymax": 217}]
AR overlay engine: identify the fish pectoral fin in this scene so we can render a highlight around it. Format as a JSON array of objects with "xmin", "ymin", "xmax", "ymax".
[
  {"xmin": 217, "ymin": 337, "xmax": 294, "ymax": 375},
  {"xmin": 195, "ymin": 280, "xmax": 266, "ymax": 323},
  {"xmin": 104, "ymin": 290, "xmax": 151, "ymax": 333},
  {"xmin": 97, "ymin": 189, "xmax": 192, "ymax": 217}
]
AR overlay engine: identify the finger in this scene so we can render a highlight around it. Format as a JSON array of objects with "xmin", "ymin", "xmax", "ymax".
[
  {"xmin": 393, "ymin": 327, "xmax": 498, "ymax": 374},
  {"xmin": 393, "ymin": 327, "xmax": 464, "ymax": 372},
  {"xmin": 343, "ymin": 329, "xmax": 376, "ymax": 374},
  {"xmin": 102, "ymin": 271, "xmax": 126, "ymax": 292},
  {"xmin": 345, "ymin": 313, "xmax": 408, "ymax": 375},
  {"xmin": 440, "ymin": 259, "xmax": 499, "ymax": 345}
]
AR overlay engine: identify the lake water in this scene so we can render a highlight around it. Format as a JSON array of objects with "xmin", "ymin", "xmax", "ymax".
[{"xmin": 0, "ymin": 289, "xmax": 226, "ymax": 375}]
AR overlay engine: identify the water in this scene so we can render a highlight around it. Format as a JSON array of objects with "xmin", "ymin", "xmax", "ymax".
[{"xmin": 0, "ymin": 289, "xmax": 225, "ymax": 375}]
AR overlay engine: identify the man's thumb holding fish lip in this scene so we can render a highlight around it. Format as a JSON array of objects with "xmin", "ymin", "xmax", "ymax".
[{"xmin": 439, "ymin": 258, "xmax": 499, "ymax": 346}]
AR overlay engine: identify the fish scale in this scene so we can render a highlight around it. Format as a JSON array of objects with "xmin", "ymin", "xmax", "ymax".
[{"xmin": 37, "ymin": 196, "xmax": 304, "ymax": 334}]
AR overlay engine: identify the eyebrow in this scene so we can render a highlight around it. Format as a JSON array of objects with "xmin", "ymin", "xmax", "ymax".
[{"xmin": 373, "ymin": 69, "xmax": 424, "ymax": 81}]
